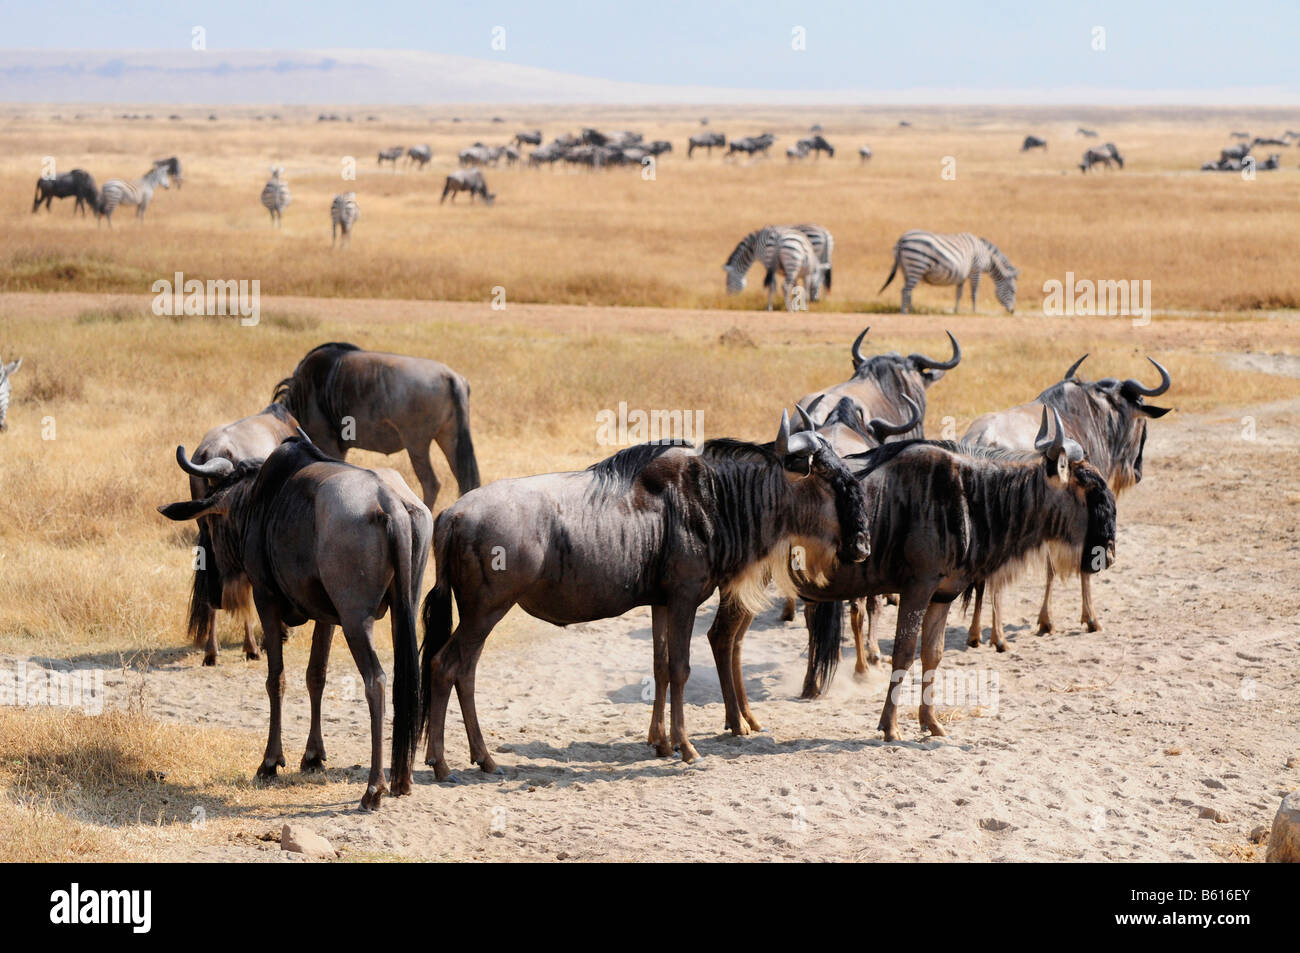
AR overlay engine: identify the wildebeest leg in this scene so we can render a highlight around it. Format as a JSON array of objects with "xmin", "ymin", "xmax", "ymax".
[
  {"xmin": 253, "ymin": 598, "xmax": 287, "ymax": 780},
  {"xmin": 967, "ymin": 582, "xmax": 984, "ymax": 647},
  {"xmin": 850, "ymin": 597, "xmax": 870, "ymax": 673},
  {"xmin": 406, "ymin": 440, "xmax": 442, "ymax": 508},
  {"xmin": 454, "ymin": 638, "xmax": 501, "ymax": 775},
  {"xmin": 917, "ymin": 600, "xmax": 953, "ymax": 737},
  {"xmin": 779, "ymin": 596, "xmax": 796, "ymax": 622},
  {"xmin": 1036, "ymin": 564, "xmax": 1055, "ymax": 635},
  {"xmin": 666, "ymin": 600, "xmax": 700, "ymax": 762},
  {"xmin": 424, "ymin": 602, "xmax": 509, "ymax": 781},
  {"xmin": 1080, "ymin": 574, "xmax": 1101, "ymax": 632},
  {"xmin": 242, "ymin": 617, "xmax": 260, "ymax": 660},
  {"xmin": 862, "ymin": 594, "xmax": 884, "ymax": 667},
  {"xmin": 339, "ymin": 614, "xmax": 388, "ymax": 810},
  {"xmin": 647, "ymin": 605, "xmax": 672, "ymax": 755},
  {"xmin": 878, "ymin": 586, "xmax": 931, "ymax": 742},
  {"xmin": 990, "ymin": 584, "xmax": 1008, "ymax": 651},
  {"xmin": 706, "ymin": 594, "xmax": 752, "ymax": 735},
  {"xmin": 302, "ymin": 621, "xmax": 335, "ymax": 770},
  {"xmin": 731, "ymin": 611, "xmax": 763, "ymax": 733}
]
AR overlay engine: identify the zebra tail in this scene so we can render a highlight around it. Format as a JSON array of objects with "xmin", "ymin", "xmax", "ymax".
[
  {"xmin": 878, "ymin": 249, "xmax": 900, "ymax": 293},
  {"xmin": 762, "ymin": 266, "xmax": 775, "ymax": 290}
]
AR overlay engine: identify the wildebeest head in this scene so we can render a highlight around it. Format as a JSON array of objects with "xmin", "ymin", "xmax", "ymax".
[
  {"xmin": 773, "ymin": 411, "xmax": 871, "ymax": 565},
  {"xmin": 0, "ymin": 356, "xmax": 21, "ymax": 432},
  {"xmin": 158, "ymin": 446, "xmax": 262, "ymax": 524},
  {"xmin": 1051, "ymin": 354, "xmax": 1172, "ymax": 489},
  {"xmin": 851, "ymin": 326, "xmax": 961, "ymax": 386},
  {"xmin": 1035, "ymin": 407, "xmax": 1117, "ymax": 575}
]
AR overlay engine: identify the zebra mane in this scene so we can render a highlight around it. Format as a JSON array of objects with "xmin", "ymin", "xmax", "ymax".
[{"xmin": 981, "ymin": 238, "xmax": 1016, "ymax": 279}]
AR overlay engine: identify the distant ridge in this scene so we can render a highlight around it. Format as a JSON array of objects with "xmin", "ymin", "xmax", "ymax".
[{"xmin": 1, "ymin": 49, "xmax": 1296, "ymax": 105}]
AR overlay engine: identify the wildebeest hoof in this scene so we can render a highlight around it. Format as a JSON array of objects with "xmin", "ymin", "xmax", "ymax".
[
  {"xmin": 653, "ymin": 740, "xmax": 673, "ymax": 758},
  {"xmin": 300, "ymin": 753, "xmax": 326, "ymax": 772},
  {"xmin": 255, "ymin": 757, "xmax": 284, "ymax": 780},
  {"xmin": 1084, "ymin": 619, "xmax": 1102, "ymax": 632},
  {"xmin": 202, "ymin": 655, "xmax": 217, "ymax": 667},
  {"xmin": 245, "ymin": 649, "xmax": 260, "ymax": 661},
  {"xmin": 677, "ymin": 742, "xmax": 700, "ymax": 763},
  {"xmin": 477, "ymin": 755, "xmax": 503, "ymax": 775},
  {"xmin": 428, "ymin": 759, "xmax": 454, "ymax": 782},
  {"xmin": 359, "ymin": 783, "xmax": 387, "ymax": 811}
]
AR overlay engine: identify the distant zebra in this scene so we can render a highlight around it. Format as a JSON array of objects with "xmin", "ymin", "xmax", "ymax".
[
  {"xmin": 1021, "ymin": 135, "xmax": 1047, "ymax": 152},
  {"xmin": 723, "ymin": 227, "xmax": 822, "ymax": 310},
  {"xmin": 0, "ymin": 354, "xmax": 21, "ymax": 433},
  {"xmin": 331, "ymin": 192, "xmax": 359, "ymax": 246},
  {"xmin": 879, "ymin": 230, "xmax": 1019, "ymax": 314},
  {"xmin": 97, "ymin": 163, "xmax": 170, "ymax": 225},
  {"xmin": 260, "ymin": 166, "xmax": 291, "ymax": 226},
  {"xmin": 407, "ymin": 144, "xmax": 433, "ymax": 169},
  {"xmin": 858, "ymin": 145, "xmax": 873, "ymax": 163},
  {"xmin": 377, "ymin": 146, "xmax": 404, "ymax": 169},
  {"xmin": 1080, "ymin": 142, "xmax": 1124, "ymax": 173},
  {"xmin": 768, "ymin": 224, "xmax": 833, "ymax": 295}
]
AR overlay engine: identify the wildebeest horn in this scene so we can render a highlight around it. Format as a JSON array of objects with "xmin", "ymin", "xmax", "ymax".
[
  {"xmin": 775, "ymin": 410, "xmax": 791, "ymax": 457},
  {"xmin": 1123, "ymin": 357, "xmax": 1171, "ymax": 397},
  {"xmin": 851, "ymin": 327, "xmax": 870, "ymax": 368},
  {"xmin": 909, "ymin": 330, "xmax": 961, "ymax": 370},
  {"xmin": 794, "ymin": 403, "xmax": 816, "ymax": 433},
  {"xmin": 865, "ymin": 394, "xmax": 923, "ymax": 440},
  {"xmin": 175, "ymin": 446, "xmax": 235, "ymax": 479},
  {"xmin": 1034, "ymin": 408, "xmax": 1083, "ymax": 462},
  {"xmin": 1063, "ymin": 353, "xmax": 1088, "ymax": 380}
]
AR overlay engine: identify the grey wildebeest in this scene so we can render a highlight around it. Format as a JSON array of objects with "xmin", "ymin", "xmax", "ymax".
[
  {"xmin": 377, "ymin": 146, "xmax": 404, "ymax": 168},
  {"xmin": 688, "ymin": 131, "xmax": 726, "ymax": 157},
  {"xmin": 418, "ymin": 414, "xmax": 871, "ymax": 779},
  {"xmin": 514, "ymin": 130, "xmax": 542, "ymax": 147},
  {"xmin": 962, "ymin": 355, "xmax": 1171, "ymax": 648},
  {"xmin": 705, "ymin": 407, "xmax": 1117, "ymax": 742},
  {"xmin": 440, "ymin": 168, "xmax": 495, "ymax": 205},
  {"xmin": 0, "ymin": 354, "xmax": 21, "ymax": 432},
  {"xmin": 159, "ymin": 437, "xmax": 431, "ymax": 810},
  {"xmin": 859, "ymin": 145, "xmax": 873, "ymax": 162},
  {"xmin": 183, "ymin": 402, "xmax": 300, "ymax": 665},
  {"xmin": 32, "ymin": 169, "xmax": 98, "ymax": 215},
  {"xmin": 272, "ymin": 342, "xmax": 480, "ymax": 508},
  {"xmin": 1021, "ymin": 135, "xmax": 1047, "ymax": 152},
  {"xmin": 406, "ymin": 144, "xmax": 433, "ymax": 169},
  {"xmin": 1080, "ymin": 142, "xmax": 1124, "ymax": 172}
]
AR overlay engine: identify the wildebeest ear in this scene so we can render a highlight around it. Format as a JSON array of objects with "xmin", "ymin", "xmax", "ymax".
[
  {"xmin": 157, "ymin": 498, "xmax": 224, "ymax": 521},
  {"xmin": 1139, "ymin": 404, "xmax": 1172, "ymax": 418}
]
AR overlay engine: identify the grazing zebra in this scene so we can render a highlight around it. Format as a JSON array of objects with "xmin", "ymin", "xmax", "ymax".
[
  {"xmin": 406, "ymin": 144, "xmax": 432, "ymax": 169},
  {"xmin": 787, "ymin": 142, "xmax": 810, "ymax": 161},
  {"xmin": 97, "ymin": 163, "xmax": 170, "ymax": 225},
  {"xmin": 1080, "ymin": 142, "xmax": 1123, "ymax": 173},
  {"xmin": 260, "ymin": 166, "xmax": 291, "ymax": 226},
  {"xmin": 377, "ymin": 146, "xmax": 404, "ymax": 168},
  {"xmin": 440, "ymin": 169, "xmax": 495, "ymax": 205},
  {"xmin": 769, "ymin": 223, "xmax": 833, "ymax": 294},
  {"xmin": 1021, "ymin": 135, "xmax": 1047, "ymax": 152},
  {"xmin": 772, "ymin": 230, "xmax": 823, "ymax": 311},
  {"xmin": 722, "ymin": 227, "xmax": 821, "ymax": 311},
  {"xmin": 723, "ymin": 227, "xmax": 785, "ymax": 299},
  {"xmin": 331, "ymin": 192, "xmax": 359, "ymax": 246},
  {"xmin": 859, "ymin": 145, "xmax": 873, "ymax": 162},
  {"xmin": 0, "ymin": 354, "xmax": 21, "ymax": 433},
  {"xmin": 879, "ymin": 230, "xmax": 1019, "ymax": 314}
]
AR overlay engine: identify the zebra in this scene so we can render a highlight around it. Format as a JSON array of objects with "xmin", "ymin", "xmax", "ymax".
[
  {"xmin": 331, "ymin": 192, "xmax": 359, "ymax": 246},
  {"xmin": 859, "ymin": 145, "xmax": 873, "ymax": 163},
  {"xmin": 722, "ymin": 227, "xmax": 821, "ymax": 310},
  {"xmin": 406, "ymin": 144, "xmax": 432, "ymax": 169},
  {"xmin": 0, "ymin": 354, "xmax": 21, "ymax": 433},
  {"xmin": 97, "ymin": 162, "xmax": 170, "ymax": 225},
  {"xmin": 154, "ymin": 156, "xmax": 182, "ymax": 188},
  {"xmin": 260, "ymin": 166, "xmax": 291, "ymax": 226},
  {"xmin": 769, "ymin": 223, "xmax": 833, "ymax": 295},
  {"xmin": 879, "ymin": 230, "xmax": 1019, "ymax": 314},
  {"xmin": 771, "ymin": 230, "xmax": 823, "ymax": 311},
  {"xmin": 1080, "ymin": 142, "xmax": 1123, "ymax": 173}
]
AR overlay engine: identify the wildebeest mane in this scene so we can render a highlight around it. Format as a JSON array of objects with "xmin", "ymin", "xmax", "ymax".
[
  {"xmin": 272, "ymin": 341, "xmax": 361, "ymax": 425},
  {"xmin": 586, "ymin": 440, "xmax": 695, "ymax": 495}
]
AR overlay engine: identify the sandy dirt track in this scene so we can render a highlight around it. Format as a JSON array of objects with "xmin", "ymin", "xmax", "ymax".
[{"xmin": 61, "ymin": 390, "xmax": 1296, "ymax": 862}]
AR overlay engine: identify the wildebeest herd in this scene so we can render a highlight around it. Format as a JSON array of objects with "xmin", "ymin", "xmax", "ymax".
[{"xmin": 113, "ymin": 311, "xmax": 1169, "ymax": 811}]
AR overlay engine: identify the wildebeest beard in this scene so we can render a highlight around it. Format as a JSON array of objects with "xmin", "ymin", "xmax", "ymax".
[{"xmin": 1037, "ymin": 381, "xmax": 1151, "ymax": 494}]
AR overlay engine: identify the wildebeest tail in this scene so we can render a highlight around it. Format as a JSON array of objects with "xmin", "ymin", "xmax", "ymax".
[
  {"xmin": 802, "ymin": 600, "xmax": 843, "ymax": 699},
  {"xmin": 878, "ymin": 246, "xmax": 900, "ymax": 293},
  {"xmin": 418, "ymin": 518, "xmax": 455, "ymax": 742},
  {"xmin": 186, "ymin": 520, "xmax": 221, "ymax": 646},
  {"xmin": 386, "ymin": 512, "xmax": 420, "ymax": 783},
  {"xmin": 450, "ymin": 376, "xmax": 481, "ymax": 494}
]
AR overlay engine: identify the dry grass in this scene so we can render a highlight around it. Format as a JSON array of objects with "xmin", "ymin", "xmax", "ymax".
[{"xmin": 4, "ymin": 105, "xmax": 1300, "ymax": 311}]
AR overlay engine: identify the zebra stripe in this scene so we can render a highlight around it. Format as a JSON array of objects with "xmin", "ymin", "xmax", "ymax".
[
  {"xmin": 723, "ymin": 227, "xmax": 785, "ymax": 295},
  {"xmin": 0, "ymin": 355, "xmax": 20, "ymax": 432},
  {"xmin": 774, "ymin": 223, "xmax": 833, "ymax": 292},
  {"xmin": 770, "ymin": 230, "xmax": 822, "ymax": 311},
  {"xmin": 260, "ymin": 167, "xmax": 291, "ymax": 226},
  {"xmin": 880, "ymin": 230, "xmax": 1019, "ymax": 314},
  {"xmin": 331, "ymin": 192, "xmax": 359, "ymax": 246},
  {"xmin": 98, "ymin": 163, "xmax": 170, "ymax": 226}
]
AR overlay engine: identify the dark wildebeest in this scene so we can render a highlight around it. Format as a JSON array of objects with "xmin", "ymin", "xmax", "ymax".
[
  {"xmin": 377, "ymin": 146, "xmax": 404, "ymax": 168},
  {"xmin": 406, "ymin": 144, "xmax": 432, "ymax": 169},
  {"xmin": 154, "ymin": 156, "xmax": 182, "ymax": 188},
  {"xmin": 1221, "ymin": 142, "xmax": 1252, "ymax": 164},
  {"xmin": 1021, "ymin": 135, "xmax": 1047, "ymax": 152},
  {"xmin": 795, "ymin": 134, "xmax": 834, "ymax": 158},
  {"xmin": 0, "ymin": 355, "xmax": 22, "ymax": 432},
  {"xmin": 183, "ymin": 403, "xmax": 300, "ymax": 665},
  {"xmin": 417, "ymin": 414, "xmax": 871, "ymax": 779},
  {"xmin": 514, "ymin": 130, "xmax": 542, "ymax": 147},
  {"xmin": 1252, "ymin": 136, "xmax": 1289, "ymax": 147},
  {"xmin": 159, "ymin": 437, "xmax": 432, "ymax": 810},
  {"xmin": 32, "ymin": 169, "xmax": 98, "ymax": 215},
  {"xmin": 1077, "ymin": 127, "xmax": 1099, "ymax": 138},
  {"xmin": 645, "ymin": 140, "xmax": 673, "ymax": 156},
  {"xmin": 962, "ymin": 355, "xmax": 1171, "ymax": 647},
  {"xmin": 705, "ymin": 407, "xmax": 1117, "ymax": 742},
  {"xmin": 440, "ymin": 168, "xmax": 495, "ymax": 205},
  {"xmin": 688, "ymin": 131, "xmax": 726, "ymax": 158},
  {"xmin": 273, "ymin": 342, "xmax": 480, "ymax": 508},
  {"xmin": 859, "ymin": 145, "xmax": 873, "ymax": 162}
]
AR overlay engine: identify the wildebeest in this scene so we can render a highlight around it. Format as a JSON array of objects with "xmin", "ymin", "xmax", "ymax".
[
  {"xmin": 705, "ymin": 407, "xmax": 1117, "ymax": 742},
  {"xmin": 1252, "ymin": 136, "xmax": 1289, "ymax": 147},
  {"xmin": 183, "ymin": 402, "xmax": 301, "ymax": 665},
  {"xmin": 440, "ymin": 168, "xmax": 495, "ymax": 205},
  {"xmin": 1077, "ymin": 127, "xmax": 1099, "ymax": 138},
  {"xmin": 1230, "ymin": 130, "xmax": 1251, "ymax": 139},
  {"xmin": 159, "ymin": 437, "xmax": 431, "ymax": 810},
  {"xmin": 514, "ymin": 130, "xmax": 542, "ymax": 147},
  {"xmin": 1021, "ymin": 135, "xmax": 1047, "ymax": 152},
  {"xmin": 406, "ymin": 144, "xmax": 433, "ymax": 169},
  {"xmin": 1221, "ymin": 142, "xmax": 1252, "ymax": 164},
  {"xmin": 795, "ymin": 134, "xmax": 834, "ymax": 158},
  {"xmin": 962, "ymin": 355, "xmax": 1171, "ymax": 647},
  {"xmin": 154, "ymin": 156, "xmax": 182, "ymax": 188},
  {"xmin": 0, "ymin": 355, "xmax": 21, "ymax": 432},
  {"xmin": 688, "ymin": 131, "xmax": 726, "ymax": 157},
  {"xmin": 727, "ymin": 133, "xmax": 776, "ymax": 157},
  {"xmin": 1080, "ymin": 142, "xmax": 1124, "ymax": 173},
  {"xmin": 859, "ymin": 145, "xmax": 873, "ymax": 162},
  {"xmin": 272, "ymin": 342, "xmax": 480, "ymax": 508},
  {"xmin": 377, "ymin": 146, "xmax": 404, "ymax": 168},
  {"xmin": 418, "ymin": 413, "xmax": 871, "ymax": 779},
  {"xmin": 32, "ymin": 169, "xmax": 98, "ymax": 215}
]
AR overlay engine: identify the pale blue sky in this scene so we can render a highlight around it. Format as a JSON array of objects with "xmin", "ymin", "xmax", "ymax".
[{"xmin": 2, "ymin": 0, "xmax": 1296, "ymax": 93}]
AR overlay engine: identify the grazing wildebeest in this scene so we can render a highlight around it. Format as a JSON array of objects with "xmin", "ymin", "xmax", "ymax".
[
  {"xmin": 795, "ymin": 134, "xmax": 834, "ymax": 158},
  {"xmin": 727, "ymin": 133, "xmax": 775, "ymax": 157},
  {"xmin": 154, "ymin": 156, "xmax": 182, "ymax": 188},
  {"xmin": 377, "ymin": 146, "xmax": 404, "ymax": 168},
  {"xmin": 1021, "ymin": 135, "xmax": 1047, "ymax": 152},
  {"xmin": 1077, "ymin": 127, "xmax": 1099, "ymax": 138},
  {"xmin": 962, "ymin": 355, "xmax": 1171, "ymax": 647},
  {"xmin": 1252, "ymin": 136, "xmax": 1289, "ymax": 147},
  {"xmin": 688, "ymin": 131, "xmax": 726, "ymax": 157},
  {"xmin": 0, "ymin": 355, "xmax": 21, "ymax": 432},
  {"xmin": 1230, "ymin": 130, "xmax": 1251, "ymax": 139},
  {"xmin": 705, "ymin": 407, "xmax": 1117, "ymax": 742},
  {"xmin": 159, "ymin": 437, "xmax": 431, "ymax": 810},
  {"xmin": 406, "ymin": 144, "xmax": 433, "ymax": 169},
  {"xmin": 645, "ymin": 140, "xmax": 673, "ymax": 156},
  {"xmin": 183, "ymin": 402, "xmax": 300, "ymax": 665},
  {"xmin": 440, "ymin": 168, "xmax": 495, "ymax": 205},
  {"xmin": 32, "ymin": 169, "xmax": 98, "ymax": 215},
  {"xmin": 514, "ymin": 130, "xmax": 542, "ymax": 147},
  {"xmin": 1080, "ymin": 142, "xmax": 1124, "ymax": 173},
  {"xmin": 272, "ymin": 342, "xmax": 480, "ymax": 508},
  {"xmin": 418, "ymin": 414, "xmax": 871, "ymax": 779},
  {"xmin": 97, "ymin": 163, "xmax": 170, "ymax": 225},
  {"xmin": 858, "ymin": 145, "xmax": 873, "ymax": 162},
  {"xmin": 1221, "ymin": 142, "xmax": 1252, "ymax": 164},
  {"xmin": 330, "ymin": 192, "xmax": 359, "ymax": 246}
]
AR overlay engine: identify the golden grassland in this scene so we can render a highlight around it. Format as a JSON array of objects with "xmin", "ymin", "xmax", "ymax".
[{"xmin": 4, "ymin": 105, "xmax": 1300, "ymax": 311}]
